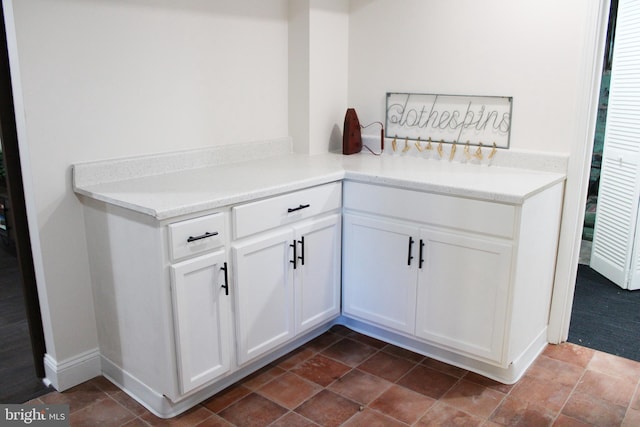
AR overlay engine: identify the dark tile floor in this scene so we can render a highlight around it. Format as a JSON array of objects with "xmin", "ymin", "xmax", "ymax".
[{"xmin": 26, "ymin": 326, "xmax": 640, "ymax": 426}]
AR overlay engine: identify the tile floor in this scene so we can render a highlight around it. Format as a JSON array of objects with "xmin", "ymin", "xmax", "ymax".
[{"xmin": 27, "ymin": 325, "xmax": 640, "ymax": 426}]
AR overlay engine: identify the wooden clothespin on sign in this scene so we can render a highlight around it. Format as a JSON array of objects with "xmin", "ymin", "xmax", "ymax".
[
  {"xmin": 391, "ymin": 135, "xmax": 398, "ymax": 152},
  {"xmin": 474, "ymin": 142, "xmax": 484, "ymax": 160},
  {"xmin": 464, "ymin": 141, "xmax": 471, "ymax": 161},
  {"xmin": 402, "ymin": 137, "xmax": 410, "ymax": 153},
  {"xmin": 426, "ymin": 137, "xmax": 433, "ymax": 151},
  {"xmin": 449, "ymin": 143, "xmax": 457, "ymax": 161},
  {"xmin": 488, "ymin": 142, "xmax": 498, "ymax": 160},
  {"xmin": 437, "ymin": 140, "xmax": 444, "ymax": 158},
  {"xmin": 415, "ymin": 137, "xmax": 423, "ymax": 152}
]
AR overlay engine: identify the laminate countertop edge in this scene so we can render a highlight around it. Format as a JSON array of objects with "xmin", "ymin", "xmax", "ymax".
[{"xmin": 73, "ymin": 152, "xmax": 567, "ymax": 221}]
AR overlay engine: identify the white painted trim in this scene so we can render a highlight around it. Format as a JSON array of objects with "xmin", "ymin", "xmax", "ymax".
[
  {"xmin": 339, "ymin": 316, "xmax": 545, "ymax": 385},
  {"xmin": 43, "ymin": 349, "xmax": 101, "ymax": 391},
  {"xmin": 547, "ymin": 0, "xmax": 611, "ymax": 344}
]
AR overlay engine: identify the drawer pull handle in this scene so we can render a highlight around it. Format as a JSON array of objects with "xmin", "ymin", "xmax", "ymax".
[
  {"xmin": 220, "ymin": 262, "xmax": 229, "ymax": 296},
  {"xmin": 419, "ymin": 239, "xmax": 425, "ymax": 269},
  {"xmin": 187, "ymin": 231, "xmax": 218, "ymax": 243},
  {"xmin": 290, "ymin": 240, "xmax": 297, "ymax": 269},
  {"xmin": 298, "ymin": 236, "xmax": 305, "ymax": 266},
  {"xmin": 407, "ymin": 237, "xmax": 414, "ymax": 266},
  {"xmin": 288, "ymin": 204, "xmax": 310, "ymax": 213}
]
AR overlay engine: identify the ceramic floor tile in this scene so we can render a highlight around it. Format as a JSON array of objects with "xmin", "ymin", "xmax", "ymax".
[
  {"xmin": 562, "ymin": 390, "xmax": 627, "ymax": 427},
  {"xmin": 294, "ymin": 389, "xmax": 360, "ymax": 427},
  {"xmin": 416, "ymin": 401, "xmax": 485, "ymax": 427},
  {"xmin": 201, "ymin": 384, "xmax": 252, "ymax": 413},
  {"xmin": 543, "ymin": 342, "xmax": 595, "ymax": 369},
  {"xmin": 346, "ymin": 331, "xmax": 388, "ymax": 349},
  {"xmin": 526, "ymin": 355, "xmax": 585, "ymax": 387},
  {"xmin": 291, "ymin": 354, "xmax": 351, "ymax": 387},
  {"xmin": 356, "ymin": 350, "xmax": 416, "ymax": 382},
  {"xmin": 369, "ymin": 384, "xmax": 435, "ymax": 425},
  {"xmin": 574, "ymin": 369, "xmax": 637, "ymax": 407},
  {"xmin": 421, "ymin": 357, "xmax": 468, "ymax": 378},
  {"xmin": 382, "ymin": 343, "xmax": 425, "ymax": 362},
  {"xmin": 396, "ymin": 364, "xmax": 459, "ymax": 400},
  {"xmin": 19, "ymin": 327, "xmax": 640, "ymax": 427},
  {"xmin": 302, "ymin": 331, "xmax": 343, "ymax": 353},
  {"xmin": 623, "ymin": 408, "xmax": 640, "ymax": 427},
  {"xmin": 462, "ymin": 371, "xmax": 514, "ymax": 394},
  {"xmin": 440, "ymin": 379, "xmax": 504, "ymax": 419},
  {"xmin": 490, "ymin": 396, "xmax": 556, "ymax": 427},
  {"xmin": 218, "ymin": 393, "xmax": 287, "ymax": 427},
  {"xmin": 588, "ymin": 351, "xmax": 640, "ymax": 381},
  {"xmin": 320, "ymin": 337, "xmax": 378, "ymax": 367},
  {"xmin": 256, "ymin": 371, "xmax": 321, "ymax": 409},
  {"xmin": 38, "ymin": 381, "xmax": 110, "ymax": 413},
  {"xmin": 240, "ymin": 364, "xmax": 286, "ymax": 390},
  {"xmin": 509, "ymin": 374, "xmax": 573, "ymax": 413},
  {"xmin": 269, "ymin": 411, "xmax": 317, "ymax": 427},
  {"xmin": 327, "ymin": 369, "xmax": 392, "ymax": 404},
  {"xmin": 274, "ymin": 346, "xmax": 315, "ymax": 370},
  {"xmin": 552, "ymin": 414, "xmax": 593, "ymax": 427},
  {"xmin": 68, "ymin": 397, "xmax": 137, "ymax": 427},
  {"xmin": 342, "ymin": 408, "xmax": 407, "ymax": 427}
]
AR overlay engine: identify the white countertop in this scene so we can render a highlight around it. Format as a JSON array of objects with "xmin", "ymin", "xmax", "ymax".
[{"xmin": 74, "ymin": 151, "xmax": 566, "ymax": 221}]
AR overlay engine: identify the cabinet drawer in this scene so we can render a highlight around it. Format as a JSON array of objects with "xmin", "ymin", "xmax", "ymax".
[
  {"xmin": 344, "ymin": 181, "xmax": 515, "ymax": 238},
  {"xmin": 233, "ymin": 182, "xmax": 342, "ymax": 239},
  {"xmin": 168, "ymin": 212, "xmax": 225, "ymax": 261}
]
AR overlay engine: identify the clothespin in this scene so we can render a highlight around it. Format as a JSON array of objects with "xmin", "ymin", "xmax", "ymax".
[
  {"xmin": 464, "ymin": 141, "xmax": 471, "ymax": 161},
  {"xmin": 426, "ymin": 137, "xmax": 433, "ymax": 150},
  {"xmin": 414, "ymin": 137, "xmax": 423, "ymax": 152},
  {"xmin": 402, "ymin": 137, "xmax": 410, "ymax": 152},
  {"xmin": 437, "ymin": 140, "xmax": 444, "ymax": 158},
  {"xmin": 449, "ymin": 143, "xmax": 457, "ymax": 161},
  {"xmin": 474, "ymin": 142, "xmax": 484, "ymax": 160},
  {"xmin": 488, "ymin": 142, "xmax": 498, "ymax": 160},
  {"xmin": 391, "ymin": 135, "xmax": 397, "ymax": 152}
]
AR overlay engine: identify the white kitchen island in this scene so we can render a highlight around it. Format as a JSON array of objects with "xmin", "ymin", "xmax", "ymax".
[{"xmin": 73, "ymin": 138, "xmax": 566, "ymax": 417}]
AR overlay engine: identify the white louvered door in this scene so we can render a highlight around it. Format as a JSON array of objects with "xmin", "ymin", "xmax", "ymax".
[{"xmin": 590, "ymin": 0, "xmax": 640, "ymax": 290}]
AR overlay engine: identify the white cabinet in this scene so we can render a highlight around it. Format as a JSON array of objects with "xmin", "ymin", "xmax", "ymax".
[
  {"xmin": 170, "ymin": 250, "xmax": 232, "ymax": 394},
  {"xmin": 232, "ymin": 228, "xmax": 296, "ymax": 365},
  {"xmin": 167, "ymin": 212, "xmax": 232, "ymax": 394},
  {"xmin": 232, "ymin": 183, "xmax": 342, "ymax": 366},
  {"xmin": 415, "ymin": 229, "xmax": 512, "ymax": 364},
  {"xmin": 343, "ymin": 180, "xmax": 563, "ymax": 370},
  {"xmin": 342, "ymin": 215, "xmax": 417, "ymax": 334}
]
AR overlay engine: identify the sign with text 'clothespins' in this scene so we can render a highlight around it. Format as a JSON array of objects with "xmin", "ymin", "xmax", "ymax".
[{"xmin": 385, "ymin": 93, "xmax": 512, "ymax": 149}]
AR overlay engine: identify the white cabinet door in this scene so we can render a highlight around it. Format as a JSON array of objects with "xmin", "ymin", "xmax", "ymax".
[
  {"xmin": 415, "ymin": 229, "xmax": 512, "ymax": 364},
  {"xmin": 342, "ymin": 214, "xmax": 418, "ymax": 334},
  {"xmin": 232, "ymin": 228, "xmax": 295, "ymax": 365},
  {"xmin": 170, "ymin": 250, "xmax": 232, "ymax": 394},
  {"xmin": 294, "ymin": 214, "xmax": 341, "ymax": 334}
]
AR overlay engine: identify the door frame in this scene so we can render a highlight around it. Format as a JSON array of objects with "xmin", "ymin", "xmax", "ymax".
[
  {"xmin": 547, "ymin": 0, "xmax": 613, "ymax": 344},
  {"xmin": 0, "ymin": 1, "xmax": 45, "ymax": 377}
]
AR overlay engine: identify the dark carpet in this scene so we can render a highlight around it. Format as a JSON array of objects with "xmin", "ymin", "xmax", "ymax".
[
  {"xmin": 568, "ymin": 264, "xmax": 640, "ymax": 362},
  {"xmin": 0, "ymin": 247, "xmax": 51, "ymax": 403}
]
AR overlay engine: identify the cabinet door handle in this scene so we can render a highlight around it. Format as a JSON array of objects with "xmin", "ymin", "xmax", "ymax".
[
  {"xmin": 220, "ymin": 262, "xmax": 229, "ymax": 296},
  {"xmin": 407, "ymin": 237, "xmax": 414, "ymax": 266},
  {"xmin": 419, "ymin": 239, "xmax": 425, "ymax": 269},
  {"xmin": 290, "ymin": 240, "xmax": 297, "ymax": 269},
  {"xmin": 287, "ymin": 204, "xmax": 310, "ymax": 213},
  {"xmin": 187, "ymin": 231, "xmax": 218, "ymax": 243},
  {"xmin": 298, "ymin": 236, "xmax": 305, "ymax": 266}
]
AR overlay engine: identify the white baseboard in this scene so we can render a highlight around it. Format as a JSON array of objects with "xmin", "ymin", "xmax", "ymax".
[{"xmin": 43, "ymin": 348, "xmax": 101, "ymax": 391}]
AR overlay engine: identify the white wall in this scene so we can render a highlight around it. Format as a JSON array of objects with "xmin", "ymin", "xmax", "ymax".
[
  {"xmin": 348, "ymin": 0, "xmax": 591, "ymax": 154},
  {"xmin": 8, "ymin": 0, "xmax": 289, "ymax": 372}
]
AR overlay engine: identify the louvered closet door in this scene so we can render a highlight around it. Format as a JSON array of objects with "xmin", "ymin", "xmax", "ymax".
[{"xmin": 591, "ymin": 0, "xmax": 640, "ymax": 290}]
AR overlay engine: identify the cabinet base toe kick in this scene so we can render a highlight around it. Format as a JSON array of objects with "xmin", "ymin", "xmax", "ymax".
[
  {"xmin": 99, "ymin": 321, "xmax": 338, "ymax": 419},
  {"xmin": 339, "ymin": 316, "xmax": 548, "ymax": 385}
]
